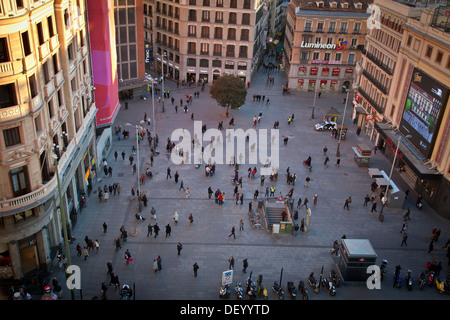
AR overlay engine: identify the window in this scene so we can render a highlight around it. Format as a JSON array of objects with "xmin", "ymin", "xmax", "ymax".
[
  {"xmin": 239, "ymin": 46, "xmax": 248, "ymax": 58},
  {"xmin": 351, "ymin": 38, "xmax": 357, "ymax": 48},
  {"xmin": 226, "ymin": 45, "xmax": 235, "ymax": 57},
  {"xmin": 43, "ymin": 60, "xmax": 51, "ymax": 83},
  {"xmin": 241, "ymin": 29, "xmax": 249, "ymax": 41},
  {"xmin": 313, "ymin": 52, "xmax": 319, "ymax": 60},
  {"xmin": 215, "ymin": 11, "xmax": 223, "ymax": 23},
  {"xmin": 202, "ymin": 10, "xmax": 210, "ymax": 22},
  {"xmin": 0, "ymin": 38, "xmax": 9, "ymax": 63},
  {"xmin": 52, "ymin": 53, "xmax": 60, "ymax": 73},
  {"xmin": 335, "ymin": 53, "xmax": 341, "ymax": 61},
  {"xmin": 188, "ymin": 42, "xmax": 196, "ymax": 54},
  {"xmin": 348, "ymin": 53, "xmax": 355, "ymax": 63},
  {"xmin": 214, "ymin": 27, "xmax": 223, "ymax": 39},
  {"xmin": 29, "ymin": 74, "xmax": 38, "ymax": 98},
  {"xmin": 230, "ymin": 0, "xmax": 237, "ymax": 8},
  {"xmin": 406, "ymin": 36, "xmax": 412, "ymax": 47},
  {"xmin": 188, "ymin": 10, "xmax": 196, "ymax": 21},
  {"xmin": 189, "ymin": 0, "xmax": 196, "ymax": 4},
  {"xmin": 201, "ymin": 26, "xmax": 209, "ymax": 38},
  {"xmin": 353, "ymin": 22, "xmax": 361, "ymax": 33},
  {"xmin": 68, "ymin": 41, "xmax": 75, "ymax": 61},
  {"xmin": 216, "ymin": 0, "xmax": 223, "ymax": 7},
  {"xmin": 10, "ymin": 166, "xmax": 29, "ymax": 197},
  {"xmin": 64, "ymin": 9, "xmax": 70, "ymax": 28},
  {"xmin": 305, "ymin": 20, "xmax": 312, "ymax": 32},
  {"xmin": 21, "ymin": 31, "xmax": 31, "ymax": 56},
  {"xmin": 228, "ymin": 28, "xmax": 236, "ymax": 40},
  {"xmin": 0, "ymin": 84, "xmax": 17, "ymax": 108},
  {"xmin": 229, "ymin": 12, "xmax": 237, "ymax": 24},
  {"xmin": 37, "ymin": 22, "xmax": 45, "ymax": 45},
  {"xmin": 242, "ymin": 13, "xmax": 250, "ymax": 25},
  {"xmin": 435, "ymin": 51, "xmax": 443, "ymax": 64},
  {"xmin": 48, "ymin": 99, "xmax": 54, "ymax": 118},
  {"xmin": 48, "ymin": 16, "xmax": 55, "ymax": 37},
  {"xmin": 203, "ymin": 0, "xmax": 210, "ymax": 6},
  {"xmin": 315, "ymin": 37, "xmax": 321, "ymax": 44},
  {"xmin": 3, "ymin": 127, "xmax": 21, "ymax": 147},
  {"xmin": 200, "ymin": 59, "xmax": 208, "ymax": 67},
  {"xmin": 200, "ymin": 43, "xmax": 209, "ymax": 55},
  {"xmin": 187, "ymin": 58, "xmax": 196, "ymax": 66},
  {"xmin": 213, "ymin": 44, "xmax": 222, "ymax": 56},
  {"xmin": 328, "ymin": 21, "xmax": 336, "ymax": 32},
  {"xmin": 339, "ymin": 22, "xmax": 347, "ymax": 33},
  {"xmin": 317, "ymin": 21, "xmax": 324, "ymax": 32},
  {"xmin": 188, "ymin": 25, "xmax": 196, "ymax": 37},
  {"xmin": 324, "ymin": 52, "xmax": 331, "ymax": 61},
  {"xmin": 243, "ymin": 0, "xmax": 250, "ymax": 9},
  {"xmin": 326, "ymin": 38, "xmax": 333, "ymax": 45},
  {"xmin": 425, "ymin": 45, "xmax": 432, "ymax": 58},
  {"xmin": 16, "ymin": 0, "xmax": 24, "ymax": 8},
  {"xmin": 212, "ymin": 60, "xmax": 221, "ymax": 67}
]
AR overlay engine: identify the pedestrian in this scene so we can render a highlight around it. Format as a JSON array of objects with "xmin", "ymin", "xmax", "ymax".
[
  {"xmin": 304, "ymin": 176, "xmax": 310, "ymax": 187},
  {"xmin": 228, "ymin": 256, "xmax": 235, "ymax": 269},
  {"xmin": 313, "ymin": 194, "xmax": 318, "ymax": 205},
  {"xmin": 153, "ymin": 259, "xmax": 158, "ymax": 273},
  {"xmin": 151, "ymin": 206, "xmax": 156, "ymax": 219},
  {"xmin": 115, "ymin": 237, "xmax": 121, "ymax": 251},
  {"xmin": 173, "ymin": 211, "xmax": 179, "ymax": 224},
  {"xmin": 371, "ymin": 201, "xmax": 377, "ymax": 212},
  {"xmin": 107, "ymin": 261, "xmax": 113, "ymax": 275},
  {"xmin": 239, "ymin": 219, "xmax": 244, "ymax": 231},
  {"xmin": 179, "ymin": 180, "xmax": 185, "ymax": 191},
  {"xmin": 400, "ymin": 223, "xmax": 408, "ymax": 234},
  {"xmin": 193, "ymin": 262, "xmax": 199, "ymax": 277},
  {"xmin": 364, "ymin": 195, "xmax": 370, "ymax": 207},
  {"xmin": 428, "ymin": 241, "xmax": 434, "ymax": 253},
  {"xmin": 165, "ymin": 224, "xmax": 172, "ymax": 237},
  {"xmin": 82, "ymin": 247, "xmax": 89, "ymax": 261},
  {"xmin": 401, "ymin": 233, "xmax": 408, "ymax": 246},
  {"xmin": 124, "ymin": 249, "xmax": 132, "ymax": 264},
  {"xmin": 114, "ymin": 151, "xmax": 118, "ymax": 161},
  {"xmin": 343, "ymin": 198, "xmax": 350, "ymax": 210},
  {"xmin": 153, "ymin": 223, "xmax": 160, "ymax": 238},
  {"xmin": 103, "ymin": 222, "xmax": 107, "ymax": 234},
  {"xmin": 235, "ymin": 193, "xmax": 240, "ymax": 204},
  {"xmin": 336, "ymin": 158, "xmax": 340, "ymax": 167},
  {"xmin": 177, "ymin": 242, "xmax": 183, "ymax": 256},
  {"xmin": 242, "ymin": 259, "xmax": 248, "ymax": 273},
  {"xmin": 166, "ymin": 167, "xmax": 171, "ymax": 179},
  {"xmin": 94, "ymin": 239, "xmax": 100, "ymax": 253},
  {"xmin": 240, "ymin": 193, "xmax": 244, "ymax": 205},
  {"xmin": 157, "ymin": 256, "xmax": 162, "ymax": 271},
  {"xmin": 147, "ymin": 223, "xmax": 153, "ymax": 237},
  {"xmin": 185, "ymin": 187, "xmax": 191, "ymax": 199},
  {"xmin": 189, "ymin": 213, "xmax": 194, "ymax": 224},
  {"xmin": 229, "ymin": 226, "xmax": 236, "ymax": 239},
  {"xmin": 121, "ymin": 150, "xmax": 126, "ymax": 160}
]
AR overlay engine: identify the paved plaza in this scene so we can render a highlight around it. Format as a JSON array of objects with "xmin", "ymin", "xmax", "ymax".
[{"xmin": 54, "ymin": 66, "xmax": 449, "ymax": 301}]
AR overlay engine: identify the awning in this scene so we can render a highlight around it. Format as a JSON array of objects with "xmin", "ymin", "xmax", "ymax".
[{"xmin": 375, "ymin": 122, "xmax": 441, "ymax": 179}]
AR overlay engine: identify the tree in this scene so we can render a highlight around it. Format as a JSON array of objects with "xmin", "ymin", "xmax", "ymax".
[{"xmin": 210, "ymin": 74, "xmax": 247, "ymax": 117}]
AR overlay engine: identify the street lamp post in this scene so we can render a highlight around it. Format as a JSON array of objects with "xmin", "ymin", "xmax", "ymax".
[
  {"xmin": 160, "ymin": 53, "xmax": 166, "ymax": 113},
  {"xmin": 126, "ymin": 121, "xmax": 145, "ymax": 213},
  {"xmin": 336, "ymin": 86, "xmax": 351, "ymax": 157},
  {"xmin": 52, "ymin": 153, "xmax": 75, "ymax": 300},
  {"xmin": 379, "ymin": 134, "xmax": 411, "ymax": 222}
]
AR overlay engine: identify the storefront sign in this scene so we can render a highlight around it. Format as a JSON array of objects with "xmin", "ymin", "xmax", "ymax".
[
  {"xmin": 312, "ymin": 60, "xmax": 342, "ymax": 65},
  {"xmin": 310, "ymin": 68, "xmax": 318, "ymax": 75},
  {"xmin": 332, "ymin": 68, "xmax": 340, "ymax": 76}
]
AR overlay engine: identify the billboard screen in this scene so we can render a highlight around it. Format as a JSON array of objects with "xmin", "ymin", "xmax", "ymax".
[
  {"xmin": 399, "ymin": 68, "xmax": 449, "ymax": 158},
  {"xmin": 87, "ymin": 0, "xmax": 119, "ymax": 127}
]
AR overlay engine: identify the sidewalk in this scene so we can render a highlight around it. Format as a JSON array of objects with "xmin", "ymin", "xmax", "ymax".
[{"xmin": 53, "ymin": 66, "xmax": 450, "ymax": 301}]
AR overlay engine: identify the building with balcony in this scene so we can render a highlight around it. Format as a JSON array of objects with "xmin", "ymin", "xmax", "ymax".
[
  {"xmin": 283, "ymin": 0, "xmax": 370, "ymax": 92},
  {"xmin": 114, "ymin": 0, "xmax": 146, "ymax": 100},
  {"xmin": 152, "ymin": 0, "xmax": 269, "ymax": 85},
  {"xmin": 370, "ymin": 4, "xmax": 450, "ymax": 217},
  {"xmin": 352, "ymin": 0, "xmax": 439, "ymax": 140},
  {"xmin": 0, "ymin": 0, "xmax": 97, "ymax": 279}
]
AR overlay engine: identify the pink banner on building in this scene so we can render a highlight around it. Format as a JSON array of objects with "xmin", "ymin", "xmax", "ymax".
[{"xmin": 87, "ymin": 0, "xmax": 119, "ymax": 127}]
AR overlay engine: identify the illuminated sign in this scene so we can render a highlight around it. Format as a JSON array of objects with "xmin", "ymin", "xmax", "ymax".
[
  {"xmin": 399, "ymin": 68, "xmax": 449, "ymax": 158},
  {"xmin": 301, "ymin": 40, "xmax": 347, "ymax": 50}
]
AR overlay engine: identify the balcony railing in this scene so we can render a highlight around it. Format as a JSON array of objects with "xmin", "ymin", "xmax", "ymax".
[
  {"xmin": 0, "ymin": 60, "xmax": 23, "ymax": 76},
  {"xmin": 362, "ymin": 70, "xmax": 388, "ymax": 95},
  {"xmin": 362, "ymin": 49, "xmax": 393, "ymax": 75},
  {"xmin": 357, "ymin": 87, "xmax": 385, "ymax": 114}
]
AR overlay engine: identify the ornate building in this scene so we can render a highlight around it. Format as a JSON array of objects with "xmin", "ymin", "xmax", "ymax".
[{"xmin": 0, "ymin": 0, "xmax": 97, "ymax": 279}]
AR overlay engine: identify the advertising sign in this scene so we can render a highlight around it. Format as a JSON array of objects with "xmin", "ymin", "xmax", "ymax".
[
  {"xmin": 399, "ymin": 68, "xmax": 449, "ymax": 158},
  {"xmin": 222, "ymin": 270, "xmax": 233, "ymax": 285}
]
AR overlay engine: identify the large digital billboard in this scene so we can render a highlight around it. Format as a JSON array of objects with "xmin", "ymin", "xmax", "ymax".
[{"xmin": 399, "ymin": 68, "xmax": 449, "ymax": 158}]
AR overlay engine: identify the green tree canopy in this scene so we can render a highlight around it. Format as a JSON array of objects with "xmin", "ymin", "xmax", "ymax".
[{"xmin": 210, "ymin": 74, "xmax": 247, "ymax": 116}]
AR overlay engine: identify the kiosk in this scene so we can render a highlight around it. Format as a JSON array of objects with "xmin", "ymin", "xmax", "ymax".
[
  {"xmin": 337, "ymin": 239, "xmax": 377, "ymax": 281},
  {"xmin": 352, "ymin": 144, "xmax": 371, "ymax": 167}
]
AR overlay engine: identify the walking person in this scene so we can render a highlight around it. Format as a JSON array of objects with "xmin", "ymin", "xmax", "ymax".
[
  {"xmin": 82, "ymin": 247, "xmax": 89, "ymax": 261},
  {"xmin": 343, "ymin": 198, "xmax": 350, "ymax": 210},
  {"xmin": 304, "ymin": 176, "xmax": 310, "ymax": 187},
  {"xmin": 153, "ymin": 223, "xmax": 160, "ymax": 238},
  {"xmin": 371, "ymin": 201, "xmax": 377, "ymax": 212},
  {"xmin": 242, "ymin": 259, "xmax": 248, "ymax": 273},
  {"xmin": 313, "ymin": 194, "xmax": 318, "ymax": 206},
  {"xmin": 428, "ymin": 240, "xmax": 434, "ymax": 253},
  {"xmin": 166, "ymin": 167, "xmax": 172, "ymax": 179},
  {"xmin": 177, "ymin": 242, "xmax": 183, "ymax": 256},
  {"xmin": 165, "ymin": 224, "xmax": 172, "ymax": 237},
  {"xmin": 157, "ymin": 256, "xmax": 162, "ymax": 271},
  {"xmin": 401, "ymin": 233, "xmax": 408, "ymax": 246},
  {"xmin": 229, "ymin": 226, "xmax": 236, "ymax": 239},
  {"xmin": 103, "ymin": 222, "xmax": 108, "ymax": 234},
  {"xmin": 153, "ymin": 259, "xmax": 158, "ymax": 273},
  {"xmin": 124, "ymin": 249, "xmax": 132, "ymax": 264},
  {"xmin": 107, "ymin": 261, "xmax": 113, "ymax": 275},
  {"xmin": 239, "ymin": 219, "xmax": 244, "ymax": 231},
  {"xmin": 115, "ymin": 237, "xmax": 121, "ymax": 251},
  {"xmin": 403, "ymin": 208, "xmax": 411, "ymax": 221},
  {"xmin": 173, "ymin": 211, "xmax": 179, "ymax": 224},
  {"xmin": 189, "ymin": 213, "xmax": 194, "ymax": 224},
  {"xmin": 193, "ymin": 262, "xmax": 199, "ymax": 277},
  {"xmin": 364, "ymin": 195, "xmax": 370, "ymax": 207},
  {"xmin": 228, "ymin": 256, "xmax": 235, "ymax": 269},
  {"xmin": 147, "ymin": 223, "xmax": 153, "ymax": 237}
]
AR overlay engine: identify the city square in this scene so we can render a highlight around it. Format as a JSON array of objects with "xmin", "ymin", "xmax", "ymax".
[{"xmin": 53, "ymin": 68, "xmax": 450, "ymax": 301}]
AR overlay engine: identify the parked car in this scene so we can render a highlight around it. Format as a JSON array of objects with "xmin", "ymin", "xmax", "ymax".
[{"xmin": 315, "ymin": 121, "xmax": 337, "ymax": 131}]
